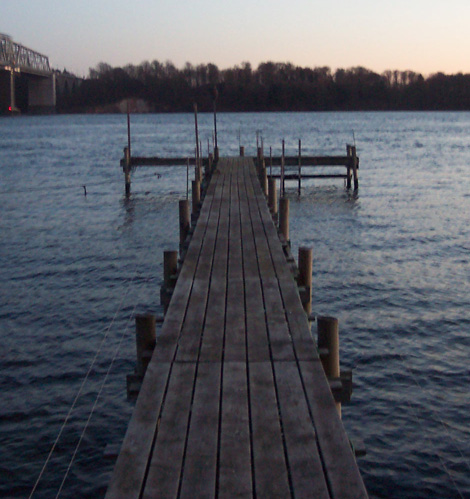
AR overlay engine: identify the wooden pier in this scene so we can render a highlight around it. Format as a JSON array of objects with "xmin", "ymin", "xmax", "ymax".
[{"xmin": 107, "ymin": 155, "xmax": 367, "ymax": 498}]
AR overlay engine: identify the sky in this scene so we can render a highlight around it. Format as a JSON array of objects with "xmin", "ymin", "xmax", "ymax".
[{"xmin": 2, "ymin": 0, "xmax": 470, "ymax": 77}]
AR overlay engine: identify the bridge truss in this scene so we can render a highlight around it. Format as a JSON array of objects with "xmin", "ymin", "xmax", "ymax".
[{"xmin": 0, "ymin": 34, "xmax": 51, "ymax": 75}]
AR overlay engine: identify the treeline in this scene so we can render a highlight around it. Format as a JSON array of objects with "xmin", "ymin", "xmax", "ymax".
[{"xmin": 57, "ymin": 60, "xmax": 470, "ymax": 112}]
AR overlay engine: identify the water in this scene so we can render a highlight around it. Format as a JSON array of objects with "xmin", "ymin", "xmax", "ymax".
[{"xmin": 0, "ymin": 112, "xmax": 469, "ymax": 498}]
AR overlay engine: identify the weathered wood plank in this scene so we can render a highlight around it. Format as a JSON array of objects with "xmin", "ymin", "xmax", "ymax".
[
  {"xmin": 274, "ymin": 361, "xmax": 330, "ymax": 498},
  {"xmin": 249, "ymin": 361, "xmax": 291, "ymax": 497},
  {"xmin": 268, "ymin": 156, "xmax": 352, "ymax": 167},
  {"xmin": 104, "ymin": 361, "xmax": 171, "ymax": 498},
  {"xmin": 299, "ymin": 360, "xmax": 368, "ymax": 498},
  {"xmin": 141, "ymin": 362, "xmax": 196, "ymax": 499},
  {"xmin": 179, "ymin": 362, "xmax": 221, "ymax": 498},
  {"xmin": 218, "ymin": 361, "xmax": 252, "ymax": 498}
]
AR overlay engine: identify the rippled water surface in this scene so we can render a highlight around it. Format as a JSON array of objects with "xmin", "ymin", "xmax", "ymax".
[{"xmin": 1, "ymin": 112, "xmax": 469, "ymax": 498}]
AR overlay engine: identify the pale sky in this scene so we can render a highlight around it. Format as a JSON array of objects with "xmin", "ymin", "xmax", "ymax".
[{"xmin": 2, "ymin": 0, "xmax": 470, "ymax": 77}]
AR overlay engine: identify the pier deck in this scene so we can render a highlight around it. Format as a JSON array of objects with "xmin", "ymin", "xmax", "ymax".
[{"xmin": 106, "ymin": 157, "xmax": 367, "ymax": 498}]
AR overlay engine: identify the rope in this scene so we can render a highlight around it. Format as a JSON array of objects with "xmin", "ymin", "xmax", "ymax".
[
  {"xmin": 55, "ymin": 299, "xmax": 139, "ymax": 497},
  {"xmin": 28, "ymin": 270, "xmax": 138, "ymax": 498}
]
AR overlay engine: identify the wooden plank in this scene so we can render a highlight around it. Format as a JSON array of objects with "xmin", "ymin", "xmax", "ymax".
[
  {"xmin": 199, "ymin": 159, "xmax": 231, "ymax": 362},
  {"xmin": 105, "ymin": 361, "xmax": 171, "ymax": 498},
  {"xmin": 175, "ymin": 167, "xmax": 229, "ymax": 362},
  {"xmin": 299, "ymin": 360, "xmax": 368, "ymax": 498},
  {"xmin": 179, "ymin": 362, "xmax": 221, "ymax": 498},
  {"xmin": 141, "ymin": 362, "xmax": 197, "ymax": 499},
  {"xmin": 272, "ymin": 174, "xmax": 348, "ymax": 180},
  {"xmin": 154, "ymin": 168, "xmax": 224, "ymax": 362},
  {"xmin": 225, "ymin": 158, "xmax": 247, "ymax": 361},
  {"xmin": 247, "ymin": 161, "xmax": 318, "ymax": 362},
  {"xmin": 268, "ymin": 156, "xmax": 351, "ymax": 167},
  {"xmin": 249, "ymin": 361, "xmax": 291, "ymax": 497},
  {"xmin": 218, "ymin": 361, "xmax": 252, "ymax": 498},
  {"xmin": 274, "ymin": 361, "xmax": 330, "ymax": 498},
  {"xmin": 239, "ymin": 162, "xmax": 271, "ymax": 363},
  {"xmin": 129, "ymin": 157, "xmax": 198, "ymax": 166}
]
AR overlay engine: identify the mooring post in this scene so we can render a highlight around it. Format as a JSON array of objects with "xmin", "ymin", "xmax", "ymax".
[
  {"xmin": 352, "ymin": 145, "xmax": 359, "ymax": 190},
  {"xmin": 192, "ymin": 179, "xmax": 201, "ymax": 223},
  {"xmin": 123, "ymin": 146, "xmax": 131, "ymax": 197},
  {"xmin": 281, "ymin": 139, "xmax": 286, "ymax": 197},
  {"xmin": 135, "ymin": 314, "xmax": 156, "ymax": 377},
  {"xmin": 261, "ymin": 161, "xmax": 268, "ymax": 197},
  {"xmin": 194, "ymin": 103, "xmax": 200, "ymax": 170},
  {"xmin": 298, "ymin": 247, "xmax": 313, "ymax": 316},
  {"xmin": 239, "ymin": 145, "xmax": 245, "ymax": 157},
  {"xmin": 179, "ymin": 199, "xmax": 190, "ymax": 250},
  {"xmin": 317, "ymin": 316, "xmax": 341, "ymax": 416},
  {"xmin": 298, "ymin": 139, "xmax": 302, "ymax": 195},
  {"xmin": 161, "ymin": 250, "xmax": 178, "ymax": 313},
  {"xmin": 279, "ymin": 197, "xmax": 290, "ymax": 243},
  {"xmin": 346, "ymin": 145, "xmax": 352, "ymax": 190},
  {"xmin": 268, "ymin": 176, "xmax": 278, "ymax": 220}
]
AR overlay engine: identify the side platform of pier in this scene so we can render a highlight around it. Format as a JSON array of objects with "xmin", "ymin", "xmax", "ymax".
[{"xmin": 106, "ymin": 157, "xmax": 367, "ymax": 498}]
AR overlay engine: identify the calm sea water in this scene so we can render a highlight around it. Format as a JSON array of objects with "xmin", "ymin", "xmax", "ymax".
[{"xmin": 0, "ymin": 112, "xmax": 469, "ymax": 498}]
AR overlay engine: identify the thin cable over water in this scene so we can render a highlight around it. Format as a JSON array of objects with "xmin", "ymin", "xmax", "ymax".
[
  {"xmin": 28, "ymin": 270, "xmax": 139, "ymax": 498},
  {"xmin": 55, "ymin": 298, "xmax": 140, "ymax": 498}
]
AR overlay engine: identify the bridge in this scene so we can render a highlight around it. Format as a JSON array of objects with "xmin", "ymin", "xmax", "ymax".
[{"xmin": 0, "ymin": 34, "xmax": 56, "ymax": 114}]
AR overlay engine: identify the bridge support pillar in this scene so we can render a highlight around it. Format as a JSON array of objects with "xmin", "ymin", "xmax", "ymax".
[
  {"xmin": 28, "ymin": 74, "xmax": 56, "ymax": 114},
  {"xmin": 9, "ymin": 69, "xmax": 20, "ymax": 114}
]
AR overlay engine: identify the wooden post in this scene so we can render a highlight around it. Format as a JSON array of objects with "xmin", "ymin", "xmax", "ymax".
[
  {"xmin": 268, "ymin": 177, "xmax": 278, "ymax": 218},
  {"xmin": 298, "ymin": 139, "xmax": 302, "ymax": 195},
  {"xmin": 346, "ymin": 145, "xmax": 352, "ymax": 190},
  {"xmin": 123, "ymin": 146, "xmax": 131, "ymax": 197},
  {"xmin": 270, "ymin": 146, "xmax": 273, "ymax": 176},
  {"xmin": 192, "ymin": 179, "xmax": 201, "ymax": 219},
  {"xmin": 298, "ymin": 247, "xmax": 313, "ymax": 316},
  {"xmin": 213, "ymin": 85, "xmax": 218, "ymax": 153},
  {"xmin": 179, "ymin": 199, "xmax": 190, "ymax": 247},
  {"xmin": 127, "ymin": 99, "xmax": 131, "ymax": 157},
  {"xmin": 352, "ymin": 145, "xmax": 359, "ymax": 190},
  {"xmin": 186, "ymin": 158, "xmax": 189, "ymax": 199},
  {"xmin": 163, "ymin": 250, "xmax": 178, "ymax": 289},
  {"xmin": 279, "ymin": 197, "xmax": 289, "ymax": 242},
  {"xmin": 281, "ymin": 139, "xmax": 285, "ymax": 197},
  {"xmin": 317, "ymin": 316, "xmax": 341, "ymax": 416},
  {"xmin": 161, "ymin": 250, "xmax": 178, "ymax": 313},
  {"xmin": 135, "ymin": 314, "xmax": 156, "ymax": 377},
  {"xmin": 261, "ymin": 161, "xmax": 268, "ymax": 197},
  {"xmin": 239, "ymin": 145, "xmax": 245, "ymax": 157},
  {"xmin": 194, "ymin": 103, "xmax": 200, "ymax": 170}
]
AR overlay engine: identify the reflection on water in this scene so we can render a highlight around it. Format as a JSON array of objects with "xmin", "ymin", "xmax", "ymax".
[{"xmin": 0, "ymin": 112, "xmax": 469, "ymax": 498}]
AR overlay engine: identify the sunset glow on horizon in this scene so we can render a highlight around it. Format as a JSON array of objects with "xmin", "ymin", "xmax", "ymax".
[{"xmin": 2, "ymin": 0, "xmax": 470, "ymax": 77}]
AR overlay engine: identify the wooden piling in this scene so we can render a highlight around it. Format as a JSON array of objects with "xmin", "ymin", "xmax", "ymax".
[
  {"xmin": 239, "ymin": 146, "xmax": 245, "ymax": 157},
  {"xmin": 179, "ymin": 199, "xmax": 190, "ymax": 247},
  {"xmin": 298, "ymin": 139, "xmax": 302, "ymax": 195},
  {"xmin": 351, "ymin": 145, "xmax": 359, "ymax": 190},
  {"xmin": 161, "ymin": 250, "xmax": 178, "ymax": 313},
  {"xmin": 298, "ymin": 247, "xmax": 313, "ymax": 315},
  {"xmin": 192, "ymin": 179, "xmax": 201, "ymax": 218},
  {"xmin": 124, "ymin": 146, "xmax": 131, "ymax": 197},
  {"xmin": 317, "ymin": 316, "xmax": 341, "ymax": 416},
  {"xmin": 268, "ymin": 176, "xmax": 278, "ymax": 217},
  {"xmin": 163, "ymin": 250, "xmax": 178, "ymax": 289},
  {"xmin": 281, "ymin": 140, "xmax": 286, "ymax": 196},
  {"xmin": 194, "ymin": 103, "xmax": 200, "ymax": 170},
  {"xmin": 279, "ymin": 197, "xmax": 289, "ymax": 242},
  {"xmin": 260, "ymin": 161, "xmax": 268, "ymax": 197},
  {"xmin": 135, "ymin": 314, "xmax": 156, "ymax": 377},
  {"xmin": 346, "ymin": 145, "xmax": 352, "ymax": 190}
]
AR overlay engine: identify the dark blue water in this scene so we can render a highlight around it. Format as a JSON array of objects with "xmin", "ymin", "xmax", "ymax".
[{"xmin": 1, "ymin": 112, "xmax": 469, "ymax": 498}]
